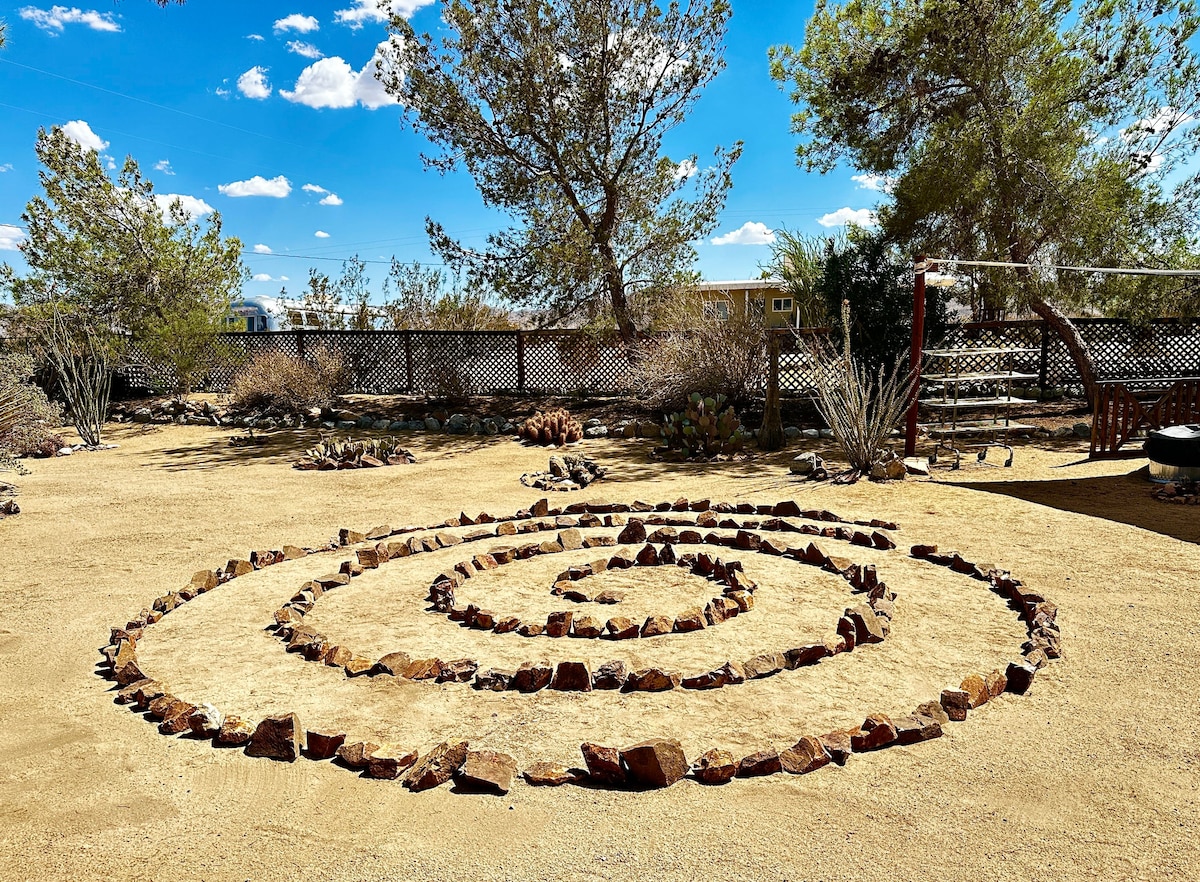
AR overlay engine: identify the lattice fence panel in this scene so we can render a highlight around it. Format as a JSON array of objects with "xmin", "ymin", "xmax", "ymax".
[
  {"xmin": 521, "ymin": 331, "xmax": 629, "ymax": 393},
  {"xmin": 775, "ymin": 329, "xmax": 830, "ymax": 395},
  {"xmin": 408, "ymin": 331, "xmax": 522, "ymax": 395}
]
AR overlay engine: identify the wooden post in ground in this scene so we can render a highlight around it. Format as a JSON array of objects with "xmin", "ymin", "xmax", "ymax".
[
  {"xmin": 904, "ymin": 255, "xmax": 927, "ymax": 458},
  {"xmin": 758, "ymin": 330, "xmax": 785, "ymax": 451}
]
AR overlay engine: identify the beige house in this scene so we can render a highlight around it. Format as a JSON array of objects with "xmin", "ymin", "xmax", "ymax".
[{"xmin": 693, "ymin": 279, "xmax": 798, "ymax": 328}]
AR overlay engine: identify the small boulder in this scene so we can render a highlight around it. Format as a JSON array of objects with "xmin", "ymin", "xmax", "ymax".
[
  {"xmin": 245, "ymin": 713, "xmax": 303, "ymax": 762},
  {"xmin": 550, "ymin": 660, "xmax": 593, "ymax": 691},
  {"xmin": 405, "ymin": 741, "xmax": 469, "ymax": 791},
  {"xmin": 581, "ymin": 742, "xmax": 625, "ymax": 786},
  {"xmin": 620, "ymin": 739, "xmax": 688, "ymax": 789},
  {"xmin": 737, "ymin": 749, "xmax": 782, "ymax": 777},
  {"xmin": 368, "ymin": 744, "xmax": 419, "ymax": 780},
  {"xmin": 523, "ymin": 762, "xmax": 577, "ymax": 787},
  {"xmin": 692, "ymin": 748, "xmax": 737, "ymax": 784},
  {"xmin": 457, "ymin": 750, "xmax": 518, "ymax": 795}
]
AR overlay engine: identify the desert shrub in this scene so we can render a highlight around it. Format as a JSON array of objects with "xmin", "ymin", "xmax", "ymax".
[
  {"xmin": 631, "ymin": 302, "xmax": 766, "ymax": 413},
  {"xmin": 519, "ymin": 408, "xmax": 582, "ymax": 446},
  {"xmin": 0, "ymin": 352, "xmax": 64, "ymax": 456},
  {"xmin": 228, "ymin": 345, "xmax": 349, "ymax": 413},
  {"xmin": 806, "ymin": 301, "xmax": 916, "ymax": 478},
  {"xmin": 661, "ymin": 393, "xmax": 747, "ymax": 459}
]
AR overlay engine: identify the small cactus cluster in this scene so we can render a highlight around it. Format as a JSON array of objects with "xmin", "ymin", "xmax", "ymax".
[
  {"xmin": 661, "ymin": 393, "xmax": 746, "ymax": 459},
  {"xmin": 518, "ymin": 408, "xmax": 583, "ymax": 446},
  {"xmin": 295, "ymin": 436, "xmax": 417, "ymax": 470}
]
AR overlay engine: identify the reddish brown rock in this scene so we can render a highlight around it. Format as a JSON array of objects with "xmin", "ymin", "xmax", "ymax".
[
  {"xmin": 368, "ymin": 744, "xmax": 419, "ymax": 779},
  {"xmin": 523, "ymin": 762, "xmax": 577, "ymax": 786},
  {"xmin": 187, "ymin": 704, "xmax": 224, "ymax": 739},
  {"xmin": 493, "ymin": 616, "xmax": 521, "ymax": 634},
  {"xmin": 545, "ymin": 611, "xmax": 574, "ymax": 638},
  {"xmin": 737, "ymin": 749, "xmax": 782, "ymax": 777},
  {"xmin": 961, "ymin": 674, "xmax": 990, "ymax": 709},
  {"xmin": 985, "ymin": 669, "xmax": 1008, "ymax": 697},
  {"xmin": 225, "ymin": 559, "xmax": 254, "ymax": 579},
  {"xmin": 593, "ymin": 660, "xmax": 627, "ymax": 689},
  {"xmin": 558, "ymin": 528, "xmax": 584, "ymax": 551},
  {"xmin": 625, "ymin": 668, "xmax": 680, "ymax": 691},
  {"xmin": 375, "ymin": 651, "xmax": 412, "ymax": 676},
  {"xmin": 940, "ymin": 689, "xmax": 971, "ymax": 721},
  {"xmin": 893, "ymin": 714, "xmax": 943, "ymax": 745},
  {"xmin": 344, "ymin": 656, "xmax": 375, "ymax": 677},
  {"xmin": 513, "ymin": 661, "xmax": 553, "ymax": 692},
  {"xmin": 780, "ymin": 736, "xmax": 831, "ymax": 774},
  {"xmin": 692, "ymin": 748, "xmax": 737, "ymax": 784},
  {"xmin": 324, "ymin": 646, "xmax": 353, "ymax": 668},
  {"xmin": 850, "ymin": 714, "xmax": 898, "ymax": 751},
  {"xmin": 570, "ymin": 615, "xmax": 603, "ymax": 638},
  {"xmin": 147, "ymin": 694, "xmax": 180, "ymax": 720},
  {"xmin": 581, "ymin": 742, "xmax": 625, "ymax": 785},
  {"xmin": 621, "ymin": 739, "xmax": 688, "ymax": 788},
  {"xmin": 915, "ymin": 701, "xmax": 950, "ymax": 726},
  {"xmin": 704, "ymin": 599, "xmax": 729, "ymax": 626},
  {"xmin": 604, "ymin": 616, "xmax": 639, "ymax": 640},
  {"xmin": 784, "ymin": 644, "xmax": 828, "ymax": 668},
  {"xmin": 673, "ymin": 607, "xmax": 706, "ymax": 633},
  {"xmin": 550, "ymin": 660, "xmax": 592, "ymax": 691},
  {"xmin": 847, "ymin": 603, "xmax": 886, "ymax": 645},
  {"xmin": 743, "ymin": 652, "xmax": 785, "ymax": 679},
  {"xmin": 157, "ymin": 703, "xmax": 198, "ymax": 735},
  {"xmin": 1005, "ymin": 660, "xmax": 1038, "ymax": 694},
  {"xmin": 819, "ymin": 731, "xmax": 853, "ymax": 765},
  {"xmin": 405, "ymin": 741, "xmax": 469, "ymax": 791},
  {"xmin": 305, "ymin": 730, "xmax": 346, "ymax": 760},
  {"xmin": 402, "ymin": 658, "xmax": 442, "ymax": 680},
  {"xmin": 457, "ymin": 750, "xmax": 518, "ymax": 795},
  {"xmin": 727, "ymin": 590, "xmax": 754, "ymax": 613},
  {"xmin": 437, "ymin": 659, "xmax": 479, "ymax": 683},
  {"xmin": 617, "ymin": 520, "xmax": 647, "ymax": 544},
  {"xmin": 245, "ymin": 713, "xmax": 303, "ymax": 762},
  {"xmin": 640, "ymin": 614, "xmax": 673, "ymax": 637},
  {"xmin": 113, "ymin": 644, "xmax": 146, "ymax": 687},
  {"xmin": 335, "ymin": 740, "xmax": 380, "ymax": 769},
  {"xmin": 209, "ymin": 715, "xmax": 250, "ymax": 746},
  {"xmin": 836, "ymin": 616, "xmax": 857, "ymax": 651},
  {"xmin": 517, "ymin": 621, "xmax": 545, "ymax": 637},
  {"xmin": 356, "ymin": 547, "xmax": 383, "ymax": 569}
]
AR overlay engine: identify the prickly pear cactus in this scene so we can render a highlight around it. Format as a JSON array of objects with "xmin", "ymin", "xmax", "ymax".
[{"xmin": 661, "ymin": 393, "xmax": 746, "ymax": 459}]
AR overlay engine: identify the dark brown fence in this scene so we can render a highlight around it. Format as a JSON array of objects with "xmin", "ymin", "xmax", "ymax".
[{"xmin": 115, "ymin": 318, "xmax": 1200, "ymax": 397}]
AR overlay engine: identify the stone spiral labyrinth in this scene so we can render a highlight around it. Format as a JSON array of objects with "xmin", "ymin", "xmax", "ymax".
[{"xmin": 99, "ymin": 497, "xmax": 1061, "ymax": 794}]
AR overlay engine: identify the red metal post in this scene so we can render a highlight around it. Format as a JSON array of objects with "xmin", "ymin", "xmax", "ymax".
[{"xmin": 904, "ymin": 255, "xmax": 927, "ymax": 458}]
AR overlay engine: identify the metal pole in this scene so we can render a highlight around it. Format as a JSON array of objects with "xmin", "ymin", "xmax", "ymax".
[{"xmin": 904, "ymin": 255, "xmax": 927, "ymax": 458}]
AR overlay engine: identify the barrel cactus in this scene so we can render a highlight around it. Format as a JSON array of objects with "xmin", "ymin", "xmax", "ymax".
[{"xmin": 518, "ymin": 408, "xmax": 583, "ymax": 446}]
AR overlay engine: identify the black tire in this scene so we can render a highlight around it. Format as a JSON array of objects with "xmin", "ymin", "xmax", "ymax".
[{"xmin": 1145, "ymin": 424, "xmax": 1200, "ymax": 468}]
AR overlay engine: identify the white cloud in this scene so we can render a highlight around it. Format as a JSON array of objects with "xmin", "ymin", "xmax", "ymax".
[
  {"xmin": 0, "ymin": 163, "xmax": 13, "ymax": 173},
  {"xmin": 851, "ymin": 173, "xmax": 894, "ymax": 194},
  {"xmin": 303, "ymin": 183, "xmax": 343, "ymax": 205},
  {"xmin": 817, "ymin": 207, "xmax": 878, "ymax": 228},
  {"xmin": 319, "ymin": 193, "xmax": 343, "ymax": 206},
  {"xmin": 274, "ymin": 13, "xmax": 319, "ymax": 33},
  {"xmin": 153, "ymin": 159, "xmax": 175, "ymax": 176},
  {"xmin": 674, "ymin": 158, "xmax": 697, "ymax": 180},
  {"xmin": 253, "ymin": 243, "xmax": 273, "ymax": 254},
  {"xmin": 61, "ymin": 119, "xmax": 108, "ymax": 153},
  {"xmin": 19, "ymin": 6, "xmax": 120, "ymax": 34},
  {"xmin": 218, "ymin": 175, "xmax": 292, "ymax": 198},
  {"xmin": 252, "ymin": 273, "xmax": 289, "ymax": 282},
  {"xmin": 335, "ymin": 1, "xmax": 435, "ymax": 29},
  {"xmin": 710, "ymin": 221, "xmax": 776, "ymax": 246},
  {"xmin": 279, "ymin": 42, "xmax": 394, "ymax": 109},
  {"xmin": 314, "ymin": 230, "xmax": 330, "ymax": 238},
  {"xmin": 302, "ymin": 183, "xmax": 329, "ymax": 194},
  {"xmin": 104, "ymin": 154, "xmax": 117, "ymax": 170},
  {"xmin": 152, "ymin": 193, "xmax": 215, "ymax": 220},
  {"xmin": 0, "ymin": 224, "xmax": 26, "ymax": 251},
  {"xmin": 237, "ymin": 67, "xmax": 272, "ymax": 100},
  {"xmin": 215, "ymin": 87, "xmax": 231, "ymax": 98},
  {"xmin": 247, "ymin": 33, "xmax": 264, "ymax": 41},
  {"xmin": 287, "ymin": 40, "xmax": 324, "ymax": 59}
]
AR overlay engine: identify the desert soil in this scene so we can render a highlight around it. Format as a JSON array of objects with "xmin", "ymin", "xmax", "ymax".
[{"xmin": 0, "ymin": 421, "xmax": 1197, "ymax": 882}]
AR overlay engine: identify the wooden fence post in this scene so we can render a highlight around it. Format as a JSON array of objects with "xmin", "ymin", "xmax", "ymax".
[
  {"xmin": 1038, "ymin": 321, "xmax": 1050, "ymax": 391},
  {"xmin": 516, "ymin": 331, "xmax": 526, "ymax": 393},
  {"xmin": 404, "ymin": 332, "xmax": 414, "ymax": 393}
]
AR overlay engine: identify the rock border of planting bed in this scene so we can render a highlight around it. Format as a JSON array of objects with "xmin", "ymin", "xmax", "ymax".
[{"xmin": 97, "ymin": 496, "xmax": 1058, "ymax": 795}]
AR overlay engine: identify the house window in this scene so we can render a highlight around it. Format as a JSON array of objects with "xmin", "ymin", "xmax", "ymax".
[
  {"xmin": 772, "ymin": 297, "xmax": 793, "ymax": 313},
  {"xmin": 703, "ymin": 300, "xmax": 730, "ymax": 320}
]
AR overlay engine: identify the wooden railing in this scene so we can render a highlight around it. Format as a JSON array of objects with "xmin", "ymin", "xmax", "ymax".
[{"xmin": 1090, "ymin": 379, "xmax": 1200, "ymax": 458}]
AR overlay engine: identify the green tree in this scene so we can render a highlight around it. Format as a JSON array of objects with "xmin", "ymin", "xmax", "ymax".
[
  {"xmin": 301, "ymin": 256, "xmax": 376, "ymax": 330},
  {"xmin": 381, "ymin": 0, "xmax": 741, "ymax": 344},
  {"xmin": 381, "ymin": 260, "xmax": 516, "ymax": 330},
  {"xmin": 771, "ymin": 0, "xmax": 1200, "ymax": 404},
  {"xmin": 1, "ymin": 127, "xmax": 244, "ymax": 434}
]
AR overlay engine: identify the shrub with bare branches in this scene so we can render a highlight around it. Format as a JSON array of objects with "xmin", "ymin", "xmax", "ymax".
[{"xmin": 229, "ymin": 345, "xmax": 349, "ymax": 414}]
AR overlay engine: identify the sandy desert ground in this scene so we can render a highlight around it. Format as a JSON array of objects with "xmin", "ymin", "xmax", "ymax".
[{"xmin": 1, "ymin": 422, "xmax": 1197, "ymax": 882}]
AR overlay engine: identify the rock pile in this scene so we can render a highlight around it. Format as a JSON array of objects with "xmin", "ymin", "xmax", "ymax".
[
  {"xmin": 520, "ymin": 454, "xmax": 607, "ymax": 491},
  {"xmin": 1151, "ymin": 480, "xmax": 1200, "ymax": 503}
]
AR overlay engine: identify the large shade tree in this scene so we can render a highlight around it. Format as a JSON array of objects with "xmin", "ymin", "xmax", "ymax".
[
  {"xmin": 771, "ymin": 0, "xmax": 1200, "ymax": 404},
  {"xmin": 380, "ymin": 0, "xmax": 741, "ymax": 344}
]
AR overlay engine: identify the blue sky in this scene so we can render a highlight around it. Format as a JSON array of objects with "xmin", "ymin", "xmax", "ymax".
[{"xmin": 0, "ymin": 1, "xmax": 887, "ymax": 300}]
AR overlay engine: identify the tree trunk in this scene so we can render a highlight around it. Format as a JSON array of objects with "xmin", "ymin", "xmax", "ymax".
[
  {"xmin": 1027, "ymin": 296, "xmax": 1099, "ymax": 409},
  {"xmin": 758, "ymin": 331, "xmax": 785, "ymax": 451}
]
